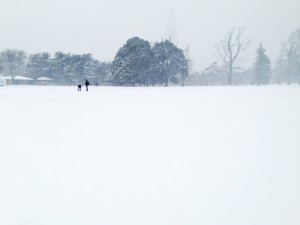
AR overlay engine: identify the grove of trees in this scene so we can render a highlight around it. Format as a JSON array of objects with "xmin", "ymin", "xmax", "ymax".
[
  {"xmin": 272, "ymin": 28, "xmax": 300, "ymax": 85},
  {"xmin": 0, "ymin": 28, "xmax": 300, "ymax": 86},
  {"xmin": 197, "ymin": 27, "xmax": 300, "ymax": 86},
  {"xmin": 0, "ymin": 50, "xmax": 110, "ymax": 85},
  {"xmin": 111, "ymin": 37, "xmax": 189, "ymax": 86}
]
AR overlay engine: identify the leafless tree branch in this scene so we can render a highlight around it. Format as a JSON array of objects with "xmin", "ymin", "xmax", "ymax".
[{"xmin": 214, "ymin": 27, "xmax": 250, "ymax": 85}]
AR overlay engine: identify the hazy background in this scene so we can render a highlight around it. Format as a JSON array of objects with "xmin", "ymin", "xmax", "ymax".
[{"xmin": 0, "ymin": 0, "xmax": 299, "ymax": 71}]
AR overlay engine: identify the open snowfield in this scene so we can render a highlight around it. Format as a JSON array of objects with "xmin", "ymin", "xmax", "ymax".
[{"xmin": 0, "ymin": 85, "xmax": 300, "ymax": 225}]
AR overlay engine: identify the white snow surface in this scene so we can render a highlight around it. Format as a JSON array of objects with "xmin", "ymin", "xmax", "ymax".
[{"xmin": 0, "ymin": 86, "xmax": 299, "ymax": 225}]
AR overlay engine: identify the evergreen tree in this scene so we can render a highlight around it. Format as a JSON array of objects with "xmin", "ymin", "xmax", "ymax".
[
  {"xmin": 50, "ymin": 52, "xmax": 70, "ymax": 85},
  {"xmin": 111, "ymin": 37, "xmax": 152, "ymax": 86},
  {"xmin": 252, "ymin": 43, "xmax": 271, "ymax": 85},
  {"xmin": 64, "ymin": 54, "xmax": 82, "ymax": 83},
  {"xmin": 26, "ymin": 52, "xmax": 51, "ymax": 83},
  {"xmin": 95, "ymin": 61, "xmax": 111, "ymax": 85},
  {"xmin": 64, "ymin": 54, "xmax": 96, "ymax": 84},
  {"xmin": 81, "ymin": 54, "xmax": 97, "ymax": 81},
  {"xmin": 151, "ymin": 40, "xmax": 188, "ymax": 87}
]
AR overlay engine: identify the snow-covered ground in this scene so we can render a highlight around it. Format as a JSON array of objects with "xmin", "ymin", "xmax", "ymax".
[{"xmin": 0, "ymin": 86, "xmax": 299, "ymax": 225}]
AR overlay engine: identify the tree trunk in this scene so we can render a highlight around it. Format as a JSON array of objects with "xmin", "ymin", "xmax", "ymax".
[
  {"xmin": 228, "ymin": 65, "xmax": 233, "ymax": 86},
  {"xmin": 146, "ymin": 74, "xmax": 149, "ymax": 87}
]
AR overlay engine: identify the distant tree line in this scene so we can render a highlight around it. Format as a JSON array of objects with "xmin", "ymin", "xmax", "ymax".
[
  {"xmin": 0, "ymin": 37, "xmax": 189, "ymax": 86},
  {"xmin": 189, "ymin": 27, "xmax": 300, "ymax": 86},
  {"xmin": 0, "ymin": 50, "xmax": 110, "ymax": 85},
  {"xmin": 0, "ymin": 28, "xmax": 299, "ymax": 86}
]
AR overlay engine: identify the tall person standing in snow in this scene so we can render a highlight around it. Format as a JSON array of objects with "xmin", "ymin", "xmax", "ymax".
[{"xmin": 84, "ymin": 79, "xmax": 90, "ymax": 91}]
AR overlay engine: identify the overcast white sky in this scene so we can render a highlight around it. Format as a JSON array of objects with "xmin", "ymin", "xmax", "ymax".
[{"xmin": 0, "ymin": 0, "xmax": 299, "ymax": 71}]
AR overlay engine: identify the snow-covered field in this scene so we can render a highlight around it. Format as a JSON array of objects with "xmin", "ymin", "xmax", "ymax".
[{"xmin": 0, "ymin": 86, "xmax": 299, "ymax": 225}]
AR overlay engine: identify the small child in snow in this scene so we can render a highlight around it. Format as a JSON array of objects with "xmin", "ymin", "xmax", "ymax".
[{"xmin": 78, "ymin": 84, "xmax": 82, "ymax": 91}]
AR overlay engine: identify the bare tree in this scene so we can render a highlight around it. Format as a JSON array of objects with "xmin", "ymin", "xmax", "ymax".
[
  {"xmin": 1, "ymin": 49, "xmax": 27, "ymax": 84},
  {"xmin": 289, "ymin": 28, "xmax": 300, "ymax": 63},
  {"xmin": 273, "ymin": 48, "xmax": 288, "ymax": 85},
  {"xmin": 280, "ymin": 42, "xmax": 299, "ymax": 85},
  {"xmin": 288, "ymin": 29, "xmax": 300, "ymax": 84},
  {"xmin": 214, "ymin": 27, "xmax": 250, "ymax": 85},
  {"xmin": 276, "ymin": 29, "xmax": 300, "ymax": 85},
  {"xmin": 181, "ymin": 45, "xmax": 192, "ymax": 87}
]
